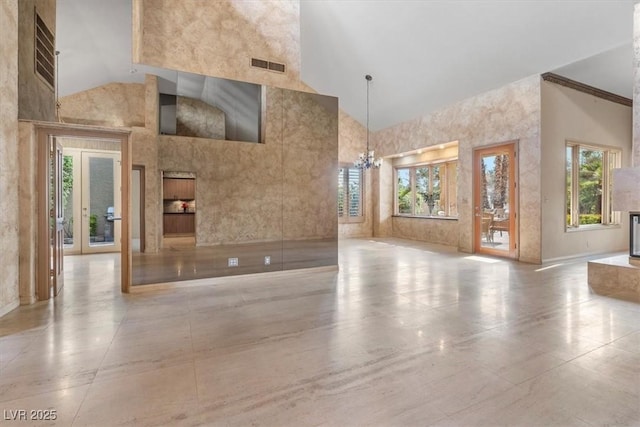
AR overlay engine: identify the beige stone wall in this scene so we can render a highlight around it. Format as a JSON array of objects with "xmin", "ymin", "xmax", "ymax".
[
  {"xmin": 131, "ymin": 0, "xmax": 373, "ymax": 238},
  {"xmin": 17, "ymin": 122, "xmax": 38, "ymax": 305},
  {"xmin": 392, "ymin": 217, "xmax": 459, "ymax": 247},
  {"xmin": 157, "ymin": 87, "xmax": 337, "ymax": 246},
  {"xmin": 374, "ymin": 76, "xmax": 542, "ymax": 262},
  {"xmin": 541, "ymin": 81, "xmax": 632, "ymax": 261},
  {"xmin": 176, "ymin": 96, "xmax": 225, "ymax": 139},
  {"xmin": 282, "ymin": 90, "xmax": 338, "ymax": 240},
  {"xmin": 158, "ymin": 134, "xmax": 284, "ymax": 245},
  {"xmin": 60, "ymin": 83, "xmax": 145, "ymax": 127},
  {"xmin": 0, "ymin": 0, "xmax": 21, "ymax": 316},
  {"xmin": 17, "ymin": 0, "xmax": 55, "ymax": 121},
  {"xmin": 634, "ymin": 3, "xmax": 640, "ymax": 167},
  {"xmin": 133, "ymin": 75, "xmax": 161, "ymax": 253},
  {"xmin": 133, "ymin": 0, "xmax": 303, "ymax": 92},
  {"xmin": 373, "ymin": 161, "xmax": 394, "ymax": 238}
]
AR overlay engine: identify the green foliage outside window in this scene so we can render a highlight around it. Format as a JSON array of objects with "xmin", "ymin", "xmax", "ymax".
[
  {"xmin": 89, "ymin": 214, "xmax": 97, "ymax": 237},
  {"xmin": 578, "ymin": 149, "xmax": 602, "ymax": 223},
  {"xmin": 566, "ymin": 143, "xmax": 618, "ymax": 228},
  {"xmin": 63, "ymin": 155, "xmax": 74, "ymax": 238}
]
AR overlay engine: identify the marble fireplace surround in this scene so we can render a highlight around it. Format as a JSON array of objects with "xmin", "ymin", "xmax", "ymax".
[{"xmin": 587, "ymin": 167, "xmax": 640, "ymax": 301}]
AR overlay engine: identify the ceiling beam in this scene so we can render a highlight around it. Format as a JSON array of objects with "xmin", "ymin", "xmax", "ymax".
[{"xmin": 541, "ymin": 72, "xmax": 632, "ymax": 107}]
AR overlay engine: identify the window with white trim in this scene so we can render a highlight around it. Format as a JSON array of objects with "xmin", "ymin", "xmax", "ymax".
[
  {"xmin": 338, "ymin": 165, "xmax": 363, "ymax": 222},
  {"xmin": 395, "ymin": 161, "xmax": 457, "ymax": 217},
  {"xmin": 566, "ymin": 142, "xmax": 620, "ymax": 228}
]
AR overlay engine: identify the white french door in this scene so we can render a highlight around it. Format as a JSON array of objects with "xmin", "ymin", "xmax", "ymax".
[{"xmin": 64, "ymin": 150, "xmax": 121, "ymax": 254}]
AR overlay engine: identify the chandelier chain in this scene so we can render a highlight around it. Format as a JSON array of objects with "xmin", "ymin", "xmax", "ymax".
[{"xmin": 354, "ymin": 74, "xmax": 382, "ymax": 170}]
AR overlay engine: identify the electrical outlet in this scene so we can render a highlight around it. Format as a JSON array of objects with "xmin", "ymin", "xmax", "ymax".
[
  {"xmin": 228, "ymin": 257, "xmax": 238, "ymax": 267},
  {"xmin": 264, "ymin": 256, "xmax": 271, "ymax": 265}
]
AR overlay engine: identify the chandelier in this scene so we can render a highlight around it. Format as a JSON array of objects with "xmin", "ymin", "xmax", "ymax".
[{"xmin": 354, "ymin": 74, "xmax": 382, "ymax": 169}]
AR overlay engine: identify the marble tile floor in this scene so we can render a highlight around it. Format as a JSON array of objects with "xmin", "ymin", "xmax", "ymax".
[{"xmin": 1, "ymin": 238, "xmax": 639, "ymax": 426}]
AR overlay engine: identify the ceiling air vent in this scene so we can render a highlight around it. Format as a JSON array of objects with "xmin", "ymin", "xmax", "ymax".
[
  {"xmin": 34, "ymin": 10, "xmax": 55, "ymax": 90},
  {"xmin": 251, "ymin": 58, "xmax": 286, "ymax": 73}
]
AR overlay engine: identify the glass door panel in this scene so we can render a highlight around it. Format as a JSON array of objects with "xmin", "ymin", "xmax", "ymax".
[
  {"xmin": 62, "ymin": 151, "xmax": 80, "ymax": 253},
  {"xmin": 474, "ymin": 143, "xmax": 517, "ymax": 258},
  {"xmin": 81, "ymin": 152, "xmax": 121, "ymax": 253},
  {"xmin": 49, "ymin": 138, "xmax": 65, "ymax": 296}
]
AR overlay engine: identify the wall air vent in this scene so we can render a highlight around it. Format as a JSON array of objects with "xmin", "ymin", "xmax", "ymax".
[
  {"xmin": 251, "ymin": 58, "xmax": 286, "ymax": 74},
  {"xmin": 34, "ymin": 10, "xmax": 55, "ymax": 90},
  {"xmin": 251, "ymin": 58, "xmax": 268, "ymax": 69},
  {"xmin": 268, "ymin": 62, "xmax": 285, "ymax": 73}
]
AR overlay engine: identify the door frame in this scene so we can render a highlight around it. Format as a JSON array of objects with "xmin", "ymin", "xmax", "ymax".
[
  {"xmin": 37, "ymin": 123, "xmax": 132, "ymax": 298},
  {"xmin": 473, "ymin": 141, "xmax": 519, "ymax": 259},
  {"xmin": 132, "ymin": 165, "xmax": 146, "ymax": 253},
  {"xmin": 52, "ymin": 139, "xmax": 65, "ymax": 296}
]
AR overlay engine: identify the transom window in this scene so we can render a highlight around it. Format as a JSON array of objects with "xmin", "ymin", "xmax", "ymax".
[
  {"xmin": 338, "ymin": 165, "xmax": 363, "ymax": 222},
  {"xmin": 566, "ymin": 142, "xmax": 620, "ymax": 228},
  {"xmin": 395, "ymin": 161, "xmax": 457, "ymax": 217}
]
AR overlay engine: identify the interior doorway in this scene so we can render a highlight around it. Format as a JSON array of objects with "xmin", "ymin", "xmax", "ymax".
[
  {"xmin": 473, "ymin": 141, "xmax": 518, "ymax": 258},
  {"xmin": 37, "ymin": 124, "xmax": 131, "ymax": 300}
]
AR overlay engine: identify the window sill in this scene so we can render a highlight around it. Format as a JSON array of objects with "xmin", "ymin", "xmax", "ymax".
[
  {"xmin": 565, "ymin": 224, "xmax": 621, "ymax": 233},
  {"xmin": 393, "ymin": 215, "xmax": 458, "ymax": 221}
]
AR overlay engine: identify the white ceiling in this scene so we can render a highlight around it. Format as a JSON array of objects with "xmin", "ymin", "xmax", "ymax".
[{"xmin": 56, "ymin": 0, "xmax": 635, "ymax": 132}]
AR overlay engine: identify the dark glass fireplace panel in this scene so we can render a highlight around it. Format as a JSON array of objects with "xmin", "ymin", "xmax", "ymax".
[{"xmin": 631, "ymin": 213, "xmax": 640, "ymax": 258}]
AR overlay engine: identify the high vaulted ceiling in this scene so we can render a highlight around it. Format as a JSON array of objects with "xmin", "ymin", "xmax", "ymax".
[{"xmin": 57, "ymin": 0, "xmax": 635, "ymax": 132}]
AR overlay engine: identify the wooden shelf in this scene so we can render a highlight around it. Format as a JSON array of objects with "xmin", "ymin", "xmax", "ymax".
[{"xmin": 162, "ymin": 178, "xmax": 195, "ymax": 200}]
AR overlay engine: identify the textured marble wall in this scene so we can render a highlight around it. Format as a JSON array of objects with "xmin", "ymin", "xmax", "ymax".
[
  {"xmin": 282, "ymin": 90, "xmax": 338, "ymax": 240},
  {"xmin": 373, "ymin": 161, "xmax": 394, "ymax": 238},
  {"xmin": 392, "ymin": 218, "xmax": 459, "ymax": 247},
  {"xmin": 176, "ymin": 96, "xmax": 225, "ymax": 139},
  {"xmin": 17, "ymin": 122, "xmax": 37, "ymax": 305},
  {"xmin": 374, "ymin": 76, "xmax": 542, "ymax": 262},
  {"xmin": 156, "ymin": 87, "xmax": 337, "ymax": 247},
  {"xmin": 0, "ymin": 0, "xmax": 21, "ymax": 316},
  {"xmin": 132, "ymin": 128, "xmax": 161, "ymax": 253},
  {"xmin": 17, "ymin": 0, "xmax": 55, "ymax": 122},
  {"xmin": 131, "ymin": 0, "xmax": 370, "ymax": 238},
  {"xmin": 133, "ymin": 75, "xmax": 161, "ymax": 253},
  {"xmin": 158, "ymin": 87, "xmax": 283, "ymax": 245},
  {"xmin": 613, "ymin": 168, "xmax": 640, "ymax": 212},
  {"xmin": 133, "ymin": 0, "xmax": 303, "ymax": 92},
  {"xmin": 60, "ymin": 83, "xmax": 145, "ymax": 127},
  {"xmin": 634, "ymin": 3, "xmax": 640, "ymax": 167}
]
